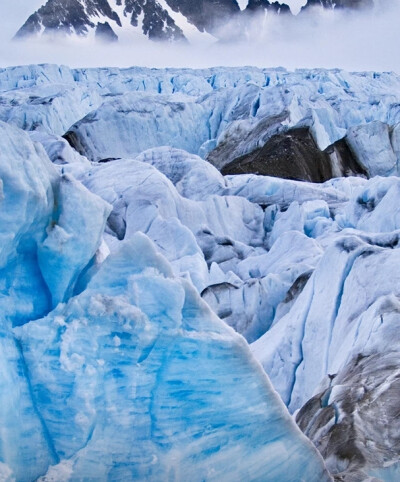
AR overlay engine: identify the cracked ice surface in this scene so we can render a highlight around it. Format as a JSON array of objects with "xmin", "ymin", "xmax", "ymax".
[
  {"xmin": 15, "ymin": 235, "xmax": 330, "ymax": 481},
  {"xmin": 2, "ymin": 64, "xmax": 400, "ymax": 480},
  {"xmin": 0, "ymin": 111, "xmax": 330, "ymax": 480},
  {"xmin": 1, "ymin": 64, "xmax": 400, "ymax": 171}
]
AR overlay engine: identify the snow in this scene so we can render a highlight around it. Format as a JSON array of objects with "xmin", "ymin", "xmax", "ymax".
[
  {"xmin": 237, "ymin": 0, "xmax": 249, "ymax": 10},
  {"xmin": 156, "ymin": 0, "xmax": 216, "ymax": 45}
]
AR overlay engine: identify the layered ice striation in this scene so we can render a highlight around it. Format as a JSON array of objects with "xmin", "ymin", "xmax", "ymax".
[
  {"xmin": 0, "ymin": 121, "xmax": 109, "ymax": 480},
  {"xmin": 16, "ymin": 234, "xmax": 330, "ymax": 481},
  {"xmin": 2, "ymin": 64, "xmax": 400, "ymax": 480}
]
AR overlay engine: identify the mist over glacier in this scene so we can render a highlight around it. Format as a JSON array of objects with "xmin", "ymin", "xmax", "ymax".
[{"xmin": 0, "ymin": 0, "xmax": 398, "ymax": 72}]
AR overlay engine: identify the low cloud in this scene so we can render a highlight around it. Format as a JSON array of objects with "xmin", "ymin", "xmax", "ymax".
[{"xmin": 0, "ymin": 1, "xmax": 399, "ymax": 74}]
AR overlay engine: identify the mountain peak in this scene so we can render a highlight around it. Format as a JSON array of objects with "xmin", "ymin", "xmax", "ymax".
[
  {"xmin": 14, "ymin": 0, "xmax": 242, "ymax": 43},
  {"xmin": 14, "ymin": 0, "xmax": 376, "ymax": 44}
]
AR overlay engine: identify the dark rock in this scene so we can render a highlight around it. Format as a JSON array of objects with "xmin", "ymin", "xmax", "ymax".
[
  {"xmin": 206, "ymin": 110, "xmax": 289, "ymax": 171},
  {"xmin": 95, "ymin": 22, "xmax": 118, "ymax": 42},
  {"xmin": 124, "ymin": 0, "xmax": 186, "ymax": 42},
  {"xmin": 15, "ymin": 0, "xmax": 121, "ymax": 38},
  {"xmin": 283, "ymin": 272, "xmax": 313, "ymax": 304},
  {"xmin": 212, "ymin": 125, "xmax": 367, "ymax": 183},
  {"xmin": 14, "ymin": 0, "xmax": 377, "ymax": 43},
  {"xmin": 98, "ymin": 157, "xmax": 121, "ymax": 163},
  {"xmin": 15, "ymin": 0, "xmax": 239, "ymax": 42},
  {"xmin": 15, "ymin": 0, "xmax": 186, "ymax": 42},
  {"xmin": 246, "ymin": 0, "xmax": 292, "ymax": 15},
  {"xmin": 296, "ymin": 349, "xmax": 400, "ymax": 480},
  {"xmin": 325, "ymin": 137, "xmax": 368, "ymax": 178},
  {"xmin": 220, "ymin": 128, "xmax": 334, "ymax": 183},
  {"xmin": 63, "ymin": 129, "xmax": 88, "ymax": 158}
]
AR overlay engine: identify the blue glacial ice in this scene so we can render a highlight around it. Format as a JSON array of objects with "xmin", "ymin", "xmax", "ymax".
[
  {"xmin": 1, "ymin": 64, "xmax": 400, "ymax": 172},
  {"xmin": 2, "ymin": 64, "xmax": 400, "ymax": 480},
  {"xmin": 0, "ymin": 102, "xmax": 331, "ymax": 480},
  {"xmin": 15, "ymin": 234, "xmax": 330, "ymax": 481}
]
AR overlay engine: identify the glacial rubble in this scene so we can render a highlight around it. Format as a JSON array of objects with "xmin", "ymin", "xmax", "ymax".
[{"xmin": 0, "ymin": 64, "xmax": 400, "ymax": 480}]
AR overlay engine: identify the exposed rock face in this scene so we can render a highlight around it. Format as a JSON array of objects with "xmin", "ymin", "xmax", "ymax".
[
  {"xmin": 15, "ymin": 0, "xmax": 187, "ymax": 42},
  {"xmin": 325, "ymin": 138, "xmax": 368, "ymax": 178},
  {"xmin": 123, "ymin": 0, "xmax": 186, "ymax": 41},
  {"xmin": 246, "ymin": 0, "xmax": 292, "ymax": 14},
  {"xmin": 297, "ymin": 350, "xmax": 400, "ymax": 481},
  {"xmin": 95, "ymin": 21, "xmax": 118, "ymax": 42},
  {"xmin": 220, "ymin": 128, "xmax": 333, "ymax": 182},
  {"xmin": 15, "ymin": 0, "xmax": 121, "ymax": 38},
  {"xmin": 206, "ymin": 110, "xmax": 289, "ymax": 172},
  {"xmin": 219, "ymin": 128, "xmax": 366, "ymax": 183},
  {"xmin": 14, "ymin": 0, "xmax": 240, "ymax": 42}
]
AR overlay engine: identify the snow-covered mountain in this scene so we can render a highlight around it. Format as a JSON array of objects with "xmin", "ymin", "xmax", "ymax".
[
  {"xmin": 14, "ymin": 0, "xmax": 242, "ymax": 42},
  {"xmin": 1, "ymin": 63, "xmax": 400, "ymax": 480},
  {"xmin": 14, "ymin": 0, "xmax": 377, "ymax": 43}
]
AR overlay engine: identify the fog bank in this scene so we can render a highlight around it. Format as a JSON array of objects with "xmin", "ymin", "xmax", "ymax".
[{"xmin": 0, "ymin": 2, "xmax": 398, "ymax": 73}]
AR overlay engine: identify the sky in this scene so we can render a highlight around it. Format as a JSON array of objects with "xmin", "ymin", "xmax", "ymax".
[
  {"xmin": 0, "ymin": 0, "xmax": 44, "ymax": 38},
  {"xmin": 0, "ymin": 0, "xmax": 399, "ymax": 73}
]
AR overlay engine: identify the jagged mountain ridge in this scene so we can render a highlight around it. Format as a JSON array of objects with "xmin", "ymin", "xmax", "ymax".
[
  {"xmin": 15, "ymin": 0, "xmax": 376, "ymax": 43},
  {"xmin": 15, "ymin": 0, "xmax": 187, "ymax": 42},
  {"xmin": 15, "ymin": 0, "xmax": 242, "ymax": 42}
]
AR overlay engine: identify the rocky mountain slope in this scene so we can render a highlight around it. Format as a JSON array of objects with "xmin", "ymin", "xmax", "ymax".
[
  {"xmin": 14, "ymin": 0, "xmax": 376, "ymax": 42},
  {"xmin": 0, "ymin": 63, "xmax": 400, "ymax": 480},
  {"xmin": 15, "ymin": 0, "xmax": 241, "ymax": 42}
]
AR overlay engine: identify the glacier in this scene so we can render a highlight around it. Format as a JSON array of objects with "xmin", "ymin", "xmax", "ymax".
[
  {"xmin": 16, "ymin": 234, "xmax": 330, "ymax": 481},
  {"xmin": 1, "ymin": 63, "xmax": 400, "ymax": 480}
]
